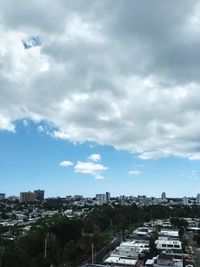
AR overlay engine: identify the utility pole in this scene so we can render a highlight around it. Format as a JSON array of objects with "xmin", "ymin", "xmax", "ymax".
[
  {"xmin": 81, "ymin": 228, "xmax": 84, "ymax": 249},
  {"xmin": 0, "ymin": 247, "xmax": 5, "ymax": 267},
  {"xmin": 44, "ymin": 233, "xmax": 48, "ymax": 260},
  {"xmin": 110, "ymin": 218, "xmax": 113, "ymax": 236},
  {"xmin": 91, "ymin": 242, "xmax": 94, "ymax": 264}
]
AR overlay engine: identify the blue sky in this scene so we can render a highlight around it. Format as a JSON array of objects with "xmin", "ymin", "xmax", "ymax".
[
  {"xmin": 1, "ymin": 120, "xmax": 200, "ymax": 198},
  {"xmin": 1, "ymin": 1, "xmax": 200, "ymax": 198}
]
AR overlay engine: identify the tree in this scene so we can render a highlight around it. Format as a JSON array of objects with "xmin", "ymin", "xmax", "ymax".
[
  {"xmin": 170, "ymin": 217, "xmax": 188, "ymax": 230},
  {"xmin": 149, "ymin": 233, "xmax": 158, "ymax": 257}
]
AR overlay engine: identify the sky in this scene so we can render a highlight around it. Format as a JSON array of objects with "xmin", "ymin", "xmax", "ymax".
[{"xmin": 1, "ymin": 0, "xmax": 200, "ymax": 197}]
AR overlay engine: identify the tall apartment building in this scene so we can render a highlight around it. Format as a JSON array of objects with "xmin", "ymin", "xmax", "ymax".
[
  {"xmin": 183, "ymin": 196, "xmax": 188, "ymax": 206},
  {"xmin": 106, "ymin": 192, "xmax": 111, "ymax": 201},
  {"xmin": 0, "ymin": 193, "xmax": 5, "ymax": 200},
  {"xmin": 196, "ymin": 193, "xmax": 200, "ymax": 204},
  {"xmin": 20, "ymin": 191, "xmax": 36, "ymax": 203},
  {"xmin": 161, "ymin": 192, "xmax": 166, "ymax": 200},
  {"xmin": 34, "ymin": 189, "xmax": 45, "ymax": 201},
  {"xmin": 96, "ymin": 192, "xmax": 111, "ymax": 202},
  {"xmin": 96, "ymin": 193, "xmax": 106, "ymax": 201}
]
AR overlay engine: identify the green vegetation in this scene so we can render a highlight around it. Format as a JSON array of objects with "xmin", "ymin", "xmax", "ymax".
[
  {"xmin": 170, "ymin": 217, "xmax": 189, "ymax": 252},
  {"xmin": 148, "ymin": 232, "xmax": 159, "ymax": 257},
  {"xmin": 193, "ymin": 230, "xmax": 200, "ymax": 246}
]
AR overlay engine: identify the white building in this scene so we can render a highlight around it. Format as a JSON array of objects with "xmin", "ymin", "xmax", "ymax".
[
  {"xmin": 183, "ymin": 196, "xmax": 188, "ymax": 206},
  {"xmin": 154, "ymin": 254, "xmax": 183, "ymax": 267},
  {"xmin": 156, "ymin": 240, "xmax": 182, "ymax": 251},
  {"xmin": 104, "ymin": 256, "xmax": 138, "ymax": 266},
  {"xmin": 158, "ymin": 230, "xmax": 179, "ymax": 240},
  {"xmin": 111, "ymin": 240, "xmax": 149, "ymax": 259},
  {"xmin": 133, "ymin": 227, "xmax": 153, "ymax": 237}
]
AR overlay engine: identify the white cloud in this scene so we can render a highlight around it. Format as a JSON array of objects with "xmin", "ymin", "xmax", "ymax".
[
  {"xmin": 74, "ymin": 161, "xmax": 108, "ymax": 179},
  {"xmin": 94, "ymin": 175, "xmax": 105, "ymax": 180},
  {"xmin": 37, "ymin": 125, "xmax": 44, "ymax": 132},
  {"xmin": 129, "ymin": 170, "xmax": 141, "ymax": 176},
  {"xmin": 59, "ymin": 154, "xmax": 107, "ymax": 179},
  {"xmin": 1, "ymin": 1, "xmax": 200, "ymax": 160},
  {"xmin": 0, "ymin": 114, "xmax": 15, "ymax": 132},
  {"xmin": 59, "ymin": 160, "xmax": 73, "ymax": 167},
  {"xmin": 88, "ymin": 154, "xmax": 101, "ymax": 162}
]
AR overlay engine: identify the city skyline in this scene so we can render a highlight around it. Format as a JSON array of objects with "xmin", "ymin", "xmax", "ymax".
[
  {"xmin": 1, "ymin": 1, "xmax": 200, "ymax": 197},
  {"xmin": 2, "ymin": 188, "xmax": 200, "ymax": 200}
]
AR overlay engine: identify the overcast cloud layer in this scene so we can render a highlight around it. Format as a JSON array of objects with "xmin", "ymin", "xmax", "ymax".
[{"xmin": 1, "ymin": 0, "xmax": 200, "ymax": 159}]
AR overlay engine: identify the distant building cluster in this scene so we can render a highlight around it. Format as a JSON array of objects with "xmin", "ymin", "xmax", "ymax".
[
  {"xmin": 19, "ymin": 190, "xmax": 45, "ymax": 203},
  {"xmin": 182, "ymin": 194, "xmax": 200, "ymax": 206},
  {"xmin": 2, "ymin": 190, "xmax": 200, "ymax": 207},
  {"xmin": 96, "ymin": 192, "xmax": 110, "ymax": 203}
]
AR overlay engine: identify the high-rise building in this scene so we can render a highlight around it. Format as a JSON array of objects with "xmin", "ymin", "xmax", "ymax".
[
  {"xmin": 161, "ymin": 192, "xmax": 166, "ymax": 200},
  {"xmin": 96, "ymin": 193, "xmax": 106, "ymax": 202},
  {"xmin": 0, "ymin": 193, "xmax": 5, "ymax": 200},
  {"xmin": 106, "ymin": 192, "xmax": 111, "ymax": 202},
  {"xmin": 183, "ymin": 196, "xmax": 188, "ymax": 206},
  {"xmin": 20, "ymin": 192, "xmax": 36, "ymax": 203},
  {"xmin": 96, "ymin": 192, "xmax": 110, "ymax": 202},
  {"xmin": 34, "ymin": 189, "xmax": 45, "ymax": 201},
  {"xmin": 196, "ymin": 193, "xmax": 200, "ymax": 204},
  {"xmin": 96, "ymin": 194, "xmax": 103, "ymax": 200}
]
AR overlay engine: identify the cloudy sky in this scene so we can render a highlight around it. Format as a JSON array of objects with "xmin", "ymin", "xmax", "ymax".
[{"xmin": 1, "ymin": 0, "xmax": 200, "ymax": 197}]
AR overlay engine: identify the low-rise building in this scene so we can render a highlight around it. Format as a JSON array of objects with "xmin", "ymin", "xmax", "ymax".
[
  {"xmin": 154, "ymin": 254, "xmax": 183, "ymax": 267},
  {"xmin": 156, "ymin": 240, "xmax": 182, "ymax": 251},
  {"xmin": 104, "ymin": 256, "xmax": 138, "ymax": 266},
  {"xmin": 111, "ymin": 240, "xmax": 149, "ymax": 259},
  {"xmin": 158, "ymin": 230, "xmax": 179, "ymax": 240}
]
